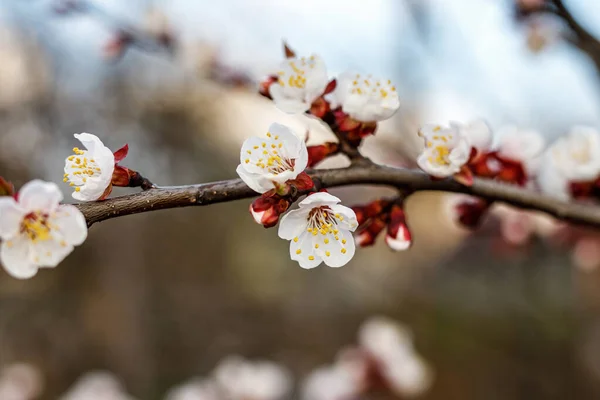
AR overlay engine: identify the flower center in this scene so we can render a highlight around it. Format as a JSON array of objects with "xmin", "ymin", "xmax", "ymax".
[
  {"xmin": 277, "ymin": 56, "xmax": 317, "ymax": 89},
  {"xmin": 244, "ymin": 133, "xmax": 295, "ymax": 175},
  {"xmin": 570, "ymin": 146, "xmax": 591, "ymax": 163},
  {"xmin": 306, "ymin": 206, "xmax": 340, "ymax": 236},
  {"xmin": 21, "ymin": 212, "xmax": 52, "ymax": 243},
  {"xmin": 350, "ymin": 74, "xmax": 396, "ymax": 99},
  {"xmin": 64, "ymin": 147, "xmax": 103, "ymax": 192}
]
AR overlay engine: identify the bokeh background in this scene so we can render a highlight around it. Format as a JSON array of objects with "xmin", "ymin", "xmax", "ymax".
[{"xmin": 2, "ymin": 0, "xmax": 600, "ymax": 398}]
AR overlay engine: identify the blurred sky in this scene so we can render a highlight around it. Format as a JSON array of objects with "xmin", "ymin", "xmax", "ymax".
[{"xmin": 2, "ymin": 0, "xmax": 600, "ymax": 139}]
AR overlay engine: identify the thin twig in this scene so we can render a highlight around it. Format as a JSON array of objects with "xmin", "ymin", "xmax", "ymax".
[{"xmin": 76, "ymin": 164, "xmax": 600, "ymax": 228}]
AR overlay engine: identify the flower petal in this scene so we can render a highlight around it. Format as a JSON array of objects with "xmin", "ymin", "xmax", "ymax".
[
  {"xmin": 269, "ymin": 85, "xmax": 310, "ymax": 114},
  {"xmin": 320, "ymin": 229, "xmax": 355, "ymax": 268},
  {"xmin": 298, "ymin": 192, "xmax": 340, "ymax": 208},
  {"xmin": 329, "ymin": 204, "xmax": 359, "ymax": 232},
  {"xmin": 74, "ymin": 132, "xmax": 105, "ymax": 153},
  {"xmin": 18, "ymin": 180, "xmax": 63, "ymax": 213},
  {"xmin": 0, "ymin": 236, "xmax": 38, "ymax": 279},
  {"xmin": 28, "ymin": 237, "xmax": 74, "ymax": 269},
  {"xmin": 236, "ymin": 165, "xmax": 274, "ymax": 194},
  {"xmin": 0, "ymin": 197, "xmax": 25, "ymax": 239},
  {"xmin": 278, "ymin": 208, "xmax": 310, "ymax": 240},
  {"xmin": 290, "ymin": 231, "xmax": 322, "ymax": 269},
  {"xmin": 52, "ymin": 205, "xmax": 88, "ymax": 246}
]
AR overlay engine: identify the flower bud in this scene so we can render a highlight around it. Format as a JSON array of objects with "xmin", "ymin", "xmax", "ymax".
[
  {"xmin": 356, "ymin": 217, "xmax": 387, "ymax": 247},
  {"xmin": 250, "ymin": 194, "xmax": 291, "ymax": 228},
  {"xmin": 307, "ymin": 143, "xmax": 339, "ymax": 167},
  {"xmin": 385, "ymin": 204, "xmax": 412, "ymax": 251}
]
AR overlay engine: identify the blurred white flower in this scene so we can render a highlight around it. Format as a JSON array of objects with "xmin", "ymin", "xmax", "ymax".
[
  {"xmin": 449, "ymin": 119, "xmax": 492, "ymax": 155},
  {"xmin": 0, "ymin": 363, "xmax": 43, "ymax": 400},
  {"xmin": 59, "ymin": 371, "xmax": 135, "ymax": 400},
  {"xmin": 330, "ymin": 71, "xmax": 399, "ymax": 122},
  {"xmin": 236, "ymin": 123, "xmax": 308, "ymax": 193},
  {"xmin": 269, "ymin": 54, "xmax": 328, "ymax": 114},
  {"xmin": 164, "ymin": 378, "xmax": 219, "ymax": 400},
  {"xmin": 301, "ymin": 365, "xmax": 360, "ymax": 400},
  {"xmin": 278, "ymin": 192, "xmax": 358, "ymax": 269},
  {"xmin": 495, "ymin": 126, "xmax": 545, "ymax": 176},
  {"xmin": 213, "ymin": 356, "xmax": 292, "ymax": 400},
  {"xmin": 0, "ymin": 180, "xmax": 87, "ymax": 279},
  {"xmin": 538, "ymin": 126, "xmax": 600, "ymax": 200},
  {"xmin": 359, "ymin": 317, "xmax": 433, "ymax": 398},
  {"xmin": 64, "ymin": 133, "xmax": 115, "ymax": 201},
  {"xmin": 417, "ymin": 124, "xmax": 471, "ymax": 178}
]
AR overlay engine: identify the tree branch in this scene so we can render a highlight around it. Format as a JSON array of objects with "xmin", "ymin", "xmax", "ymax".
[
  {"xmin": 76, "ymin": 164, "xmax": 600, "ymax": 228},
  {"xmin": 546, "ymin": 0, "xmax": 600, "ymax": 73}
]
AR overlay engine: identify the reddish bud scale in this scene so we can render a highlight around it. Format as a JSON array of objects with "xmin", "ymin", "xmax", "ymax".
[
  {"xmin": 307, "ymin": 143, "xmax": 339, "ymax": 167},
  {"xmin": 0, "ymin": 176, "xmax": 15, "ymax": 197},
  {"xmin": 356, "ymin": 217, "xmax": 387, "ymax": 247},
  {"xmin": 493, "ymin": 155, "xmax": 527, "ymax": 186},
  {"xmin": 250, "ymin": 194, "xmax": 292, "ymax": 228},
  {"xmin": 456, "ymin": 198, "xmax": 492, "ymax": 229},
  {"xmin": 258, "ymin": 75, "xmax": 279, "ymax": 99},
  {"xmin": 309, "ymin": 97, "xmax": 330, "ymax": 119}
]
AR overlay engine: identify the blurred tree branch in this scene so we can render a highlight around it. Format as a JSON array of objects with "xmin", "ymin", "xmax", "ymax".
[{"xmin": 76, "ymin": 164, "xmax": 600, "ymax": 228}]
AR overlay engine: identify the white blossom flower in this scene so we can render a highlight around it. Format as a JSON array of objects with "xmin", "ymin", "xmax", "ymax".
[
  {"xmin": 59, "ymin": 372, "xmax": 136, "ymax": 400},
  {"xmin": 236, "ymin": 123, "xmax": 308, "ymax": 193},
  {"xmin": 496, "ymin": 126, "xmax": 545, "ymax": 176},
  {"xmin": 330, "ymin": 71, "xmax": 400, "ymax": 122},
  {"xmin": 269, "ymin": 54, "xmax": 328, "ymax": 114},
  {"xmin": 0, "ymin": 180, "xmax": 87, "ymax": 279},
  {"xmin": 0, "ymin": 363, "xmax": 43, "ymax": 400},
  {"xmin": 359, "ymin": 317, "xmax": 433, "ymax": 397},
  {"xmin": 64, "ymin": 133, "xmax": 115, "ymax": 201},
  {"xmin": 278, "ymin": 192, "xmax": 358, "ymax": 269},
  {"xmin": 164, "ymin": 379, "xmax": 219, "ymax": 400},
  {"xmin": 417, "ymin": 124, "xmax": 471, "ymax": 178},
  {"xmin": 450, "ymin": 119, "xmax": 492, "ymax": 154},
  {"xmin": 301, "ymin": 365, "xmax": 361, "ymax": 400},
  {"xmin": 538, "ymin": 126, "xmax": 600, "ymax": 200},
  {"xmin": 213, "ymin": 356, "xmax": 291, "ymax": 400}
]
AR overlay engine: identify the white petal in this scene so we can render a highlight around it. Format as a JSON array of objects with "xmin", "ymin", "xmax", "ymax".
[
  {"xmin": 236, "ymin": 165, "xmax": 274, "ymax": 193},
  {"xmin": 74, "ymin": 132, "xmax": 105, "ymax": 153},
  {"xmin": 0, "ymin": 197, "xmax": 25, "ymax": 239},
  {"xmin": 321, "ymin": 229, "xmax": 355, "ymax": 268},
  {"xmin": 18, "ymin": 180, "xmax": 63, "ymax": 213},
  {"xmin": 329, "ymin": 205, "xmax": 359, "ymax": 232},
  {"xmin": 28, "ymin": 237, "xmax": 73, "ymax": 269},
  {"xmin": 52, "ymin": 205, "xmax": 88, "ymax": 246},
  {"xmin": 298, "ymin": 192, "xmax": 340, "ymax": 208},
  {"xmin": 269, "ymin": 85, "xmax": 310, "ymax": 114},
  {"xmin": 290, "ymin": 231, "xmax": 322, "ymax": 269},
  {"xmin": 448, "ymin": 137, "xmax": 471, "ymax": 166},
  {"xmin": 417, "ymin": 153, "xmax": 457, "ymax": 178},
  {"xmin": 385, "ymin": 233, "xmax": 411, "ymax": 251},
  {"xmin": 384, "ymin": 354, "xmax": 433, "ymax": 397},
  {"xmin": 457, "ymin": 119, "xmax": 492, "ymax": 152},
  {"xmin": 278, "ymin": 209, "xmax": 310, "ymax": 240},
  {"xmin": 0, "ymin": 236, "xmax": 38, "ymax": 279}
]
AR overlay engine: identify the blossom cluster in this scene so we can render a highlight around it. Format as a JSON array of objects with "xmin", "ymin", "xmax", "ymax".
[
  {"xmin": 0, "ymin": 133, "xmax": 150, "ymax": 279},
  {"xmin": 237, "ymin": 44, "xmax": 401, "ymax": 268}
]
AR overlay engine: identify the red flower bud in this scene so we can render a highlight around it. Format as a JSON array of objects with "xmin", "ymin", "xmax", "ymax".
[
  {"xmin": 250, "ymin": 194, "xmax": 291, "ymax": 228},
  {"xmin": 356, "ymin": 217, "xmax": 387, "ymax": 247},
  {"xmin": 385, "ymin": 205, "xmax": 411, "ymax": 251},
  {"xmin": 455, "ymin": 198, "xmax": 491, "ymax": 229},
  {"xmin": 309, "ymin": 97, "xmax": 330, "ymax": 119},
  {"xmin": 307, "ymin": 143, "xmax": 339, "ymax": 167}
]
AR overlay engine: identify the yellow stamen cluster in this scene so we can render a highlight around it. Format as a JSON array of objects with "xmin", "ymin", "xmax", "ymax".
[
  {"xmin": 245, "ymin": 133, "xmax": 293, "ymax": 175},
  {"xmin": 304, "ymin": 206, "xmax": 348, "ymax": 254},
  {"xmin": 277, "ymin": 56, "xmax": 317, "ymax": 89},
  {"xmin": 64, "ymin": 147, "xmax": 103, "ymax": 191},
  {"xmin": 351, "ymin": 74, "xmax": 396, "ymax": 99},
  {"xmin": 424, "ymin": 131, "xmax": 455, "ymax": 166},
  {"xmin": 21, "ymin": 212, "xmax": 52, "ymax": 243}
]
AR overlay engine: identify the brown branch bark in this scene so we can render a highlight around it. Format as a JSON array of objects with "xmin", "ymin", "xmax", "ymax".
[
  {"xmin": 76, "ymin": 164, "xmax": 600, "ymax": 228},
  {"xmin": 547, "ymin": 0, "xmax": 600, "ymax": 74}
]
